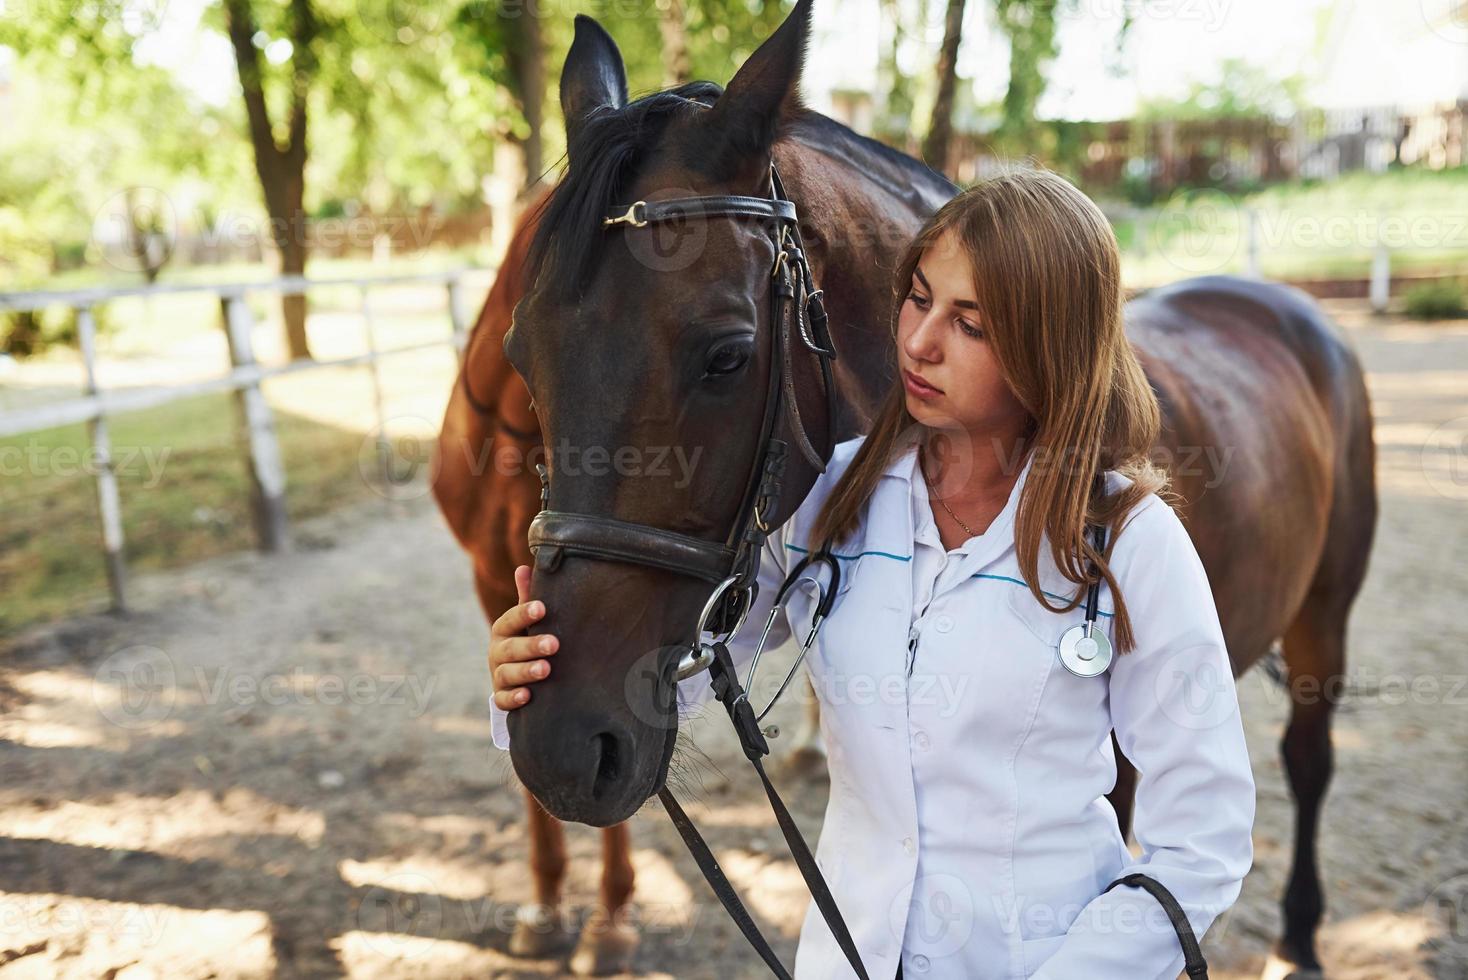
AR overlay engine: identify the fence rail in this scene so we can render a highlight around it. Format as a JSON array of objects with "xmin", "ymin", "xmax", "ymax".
[{"xmin": 1, "ymin": 268, "xmax": 489, "ymax": 614}]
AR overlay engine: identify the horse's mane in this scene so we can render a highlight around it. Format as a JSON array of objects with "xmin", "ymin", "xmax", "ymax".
[{"xmin": 523, "ymin": 81, "xmax": 728, "ymax": 301}]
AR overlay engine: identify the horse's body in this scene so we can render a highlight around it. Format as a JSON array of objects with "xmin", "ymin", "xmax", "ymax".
[{"xmin": 434, "ymin": 5, "xmax": 1376, "ymax": 977}]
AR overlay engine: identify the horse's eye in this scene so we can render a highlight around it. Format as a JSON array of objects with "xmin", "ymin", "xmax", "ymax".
[{"xmin": 704, "ymin": 344, "xmax": 750, "ymax": 377}]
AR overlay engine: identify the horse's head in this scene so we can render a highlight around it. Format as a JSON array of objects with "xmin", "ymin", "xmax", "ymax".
[{"xmin": 501, "ymin": 0, "xmax": 835, "ymax": 825}]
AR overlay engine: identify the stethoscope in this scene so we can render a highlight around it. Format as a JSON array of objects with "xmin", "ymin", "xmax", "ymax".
[
  {"xmin": 719, "ymin": 493, "xmax": 1112, "ymax": 729},
  {"xmin": 1056, "ymin": 518, "xmax": 1113, "ymax": 677},
  {"xmin": 738, "ymin": 542, "xmax": 841, "ymax": 730}
]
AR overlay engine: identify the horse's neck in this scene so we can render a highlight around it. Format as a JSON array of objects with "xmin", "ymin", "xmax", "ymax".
[{"xmin": 774, "ymin": 120, "xmax": 955, "ymax": 437}]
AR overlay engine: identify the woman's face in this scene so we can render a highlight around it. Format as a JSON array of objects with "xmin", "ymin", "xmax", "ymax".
[{"xmin": 896, "ymin": 228, "xmax": 1029, "ymax": 438}]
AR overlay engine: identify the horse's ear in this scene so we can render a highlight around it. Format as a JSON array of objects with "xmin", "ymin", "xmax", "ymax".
[
  {"xmin": 696, "ymin": 0, "xmax": 813, "ymax": 184},
  {"xmin": 560, "ymin": 15, "xmax": 629, "ymax": 153}
]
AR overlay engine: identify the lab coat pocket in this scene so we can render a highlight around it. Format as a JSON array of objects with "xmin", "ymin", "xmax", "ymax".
[
  {"xmin": 1006, "ymin": 577, "xmax": 1080, "ymax": 649},
  {"xmin": 1020, "ymin": 934, "xmax": 1067, "ymax": 976},
  {"xmin": 1005, "ymin": 576, "xmax": 1115, "ymax": 666}
]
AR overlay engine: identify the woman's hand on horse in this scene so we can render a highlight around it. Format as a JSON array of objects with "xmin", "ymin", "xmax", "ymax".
[{"xmin": 489, "ymin": 564, "xmax": 558, "ymax": 710}]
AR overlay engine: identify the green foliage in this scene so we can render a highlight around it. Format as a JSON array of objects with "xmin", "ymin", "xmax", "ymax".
[
  {"xmin": 1404, "ymin": 281, "xmax": 1467, "ymax": 320},
  {"xmin": 1136, "ymin": 58, "xmax": 1307, "ymax": 122},
  {"xmin": 990, "ymin": 0, "xmax": 1064, "ymax": 152}
]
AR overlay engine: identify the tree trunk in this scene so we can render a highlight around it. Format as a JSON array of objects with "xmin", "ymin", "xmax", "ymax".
[
  {"xmin": 877, "ymin": 0, "xmax": 915, "ymax": 151},
  {"xmin": 508, "ymin": 7, "xmax": 546, "ymax": 190},
  {"xmin": 922, "ymin": 0, "xmax": 966, "ymax": 174},
  {"xmin": 224, "ymin": 0, "xmax": 316, "ymax": 361},
  {"xmin": 278, "ymin": 174, "xmax": 310, "ymax": 360},
  {"xmin": 658, "ymin": 0, "xmax": 690, "ymax": 89}
]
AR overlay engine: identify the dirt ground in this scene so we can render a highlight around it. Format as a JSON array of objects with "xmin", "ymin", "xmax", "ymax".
[{"xmin": 2, "ymin": 300, "xmax": 1466, "ymax": 979}]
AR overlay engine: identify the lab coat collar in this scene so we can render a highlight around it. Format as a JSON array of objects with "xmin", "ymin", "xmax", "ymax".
[{"xmin": 878, "ymin": 428, "xmax": 1037, "ymax": 578}]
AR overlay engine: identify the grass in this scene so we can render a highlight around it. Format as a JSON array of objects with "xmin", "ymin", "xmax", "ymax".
[
  {"xmin": 0, "ymin": 270, "xmax": 468, "ymax": 635},
  {"xmin": 1106, "ymin": 167, "xmax": 1468, "ymax": 288},
  {"xmin": 0, "ymin": 387, "xmax": 383, "ymax": 633}
]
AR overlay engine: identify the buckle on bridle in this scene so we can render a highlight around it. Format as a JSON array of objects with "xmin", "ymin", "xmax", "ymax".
[{"xmin": 604, "ymin": 201, "xmax": 648, "ymax": 228}]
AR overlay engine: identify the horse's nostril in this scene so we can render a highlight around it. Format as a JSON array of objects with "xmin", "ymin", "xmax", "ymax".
[{"xmin": 590, "ymin": 730, "xmax": 622, "ymax": 801}]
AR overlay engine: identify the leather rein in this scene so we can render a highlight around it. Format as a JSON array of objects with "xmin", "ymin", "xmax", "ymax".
[{"xmin": 523, "ymin": 163, "xmax": 873, "ymax": 980}]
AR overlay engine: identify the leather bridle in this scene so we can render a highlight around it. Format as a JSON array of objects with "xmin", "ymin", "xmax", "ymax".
[
  {"xmin": 522, "ymin": 163, "xmax": 874, "ymax": 980},
  {"xmin": 526, "ymin": 162, "xmax": 839, "ymax": 647}
]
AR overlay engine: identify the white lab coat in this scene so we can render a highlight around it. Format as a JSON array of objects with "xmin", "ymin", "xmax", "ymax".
[{"xmin": 491, "ymin": 432, "xmax": 1255, "ymax": 980}]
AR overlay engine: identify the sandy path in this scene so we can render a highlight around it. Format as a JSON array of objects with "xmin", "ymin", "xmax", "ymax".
[{"xmin": 1, "ymin": 301, "xmax": 1465, "ymax": 979}]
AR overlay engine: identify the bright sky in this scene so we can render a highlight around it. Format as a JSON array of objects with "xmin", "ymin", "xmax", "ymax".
[
  {"xmin": 809, "ymin": 0, "xmax": 1468, "ymax": 118},
  {"xmin": 132, "ymin": 0, "xmax": 1467, "ymax": 118}
]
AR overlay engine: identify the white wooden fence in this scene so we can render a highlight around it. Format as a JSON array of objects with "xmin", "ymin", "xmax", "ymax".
[{"xmin": 0, "ymin": 270, "xmax": 489, "ymax": 613}]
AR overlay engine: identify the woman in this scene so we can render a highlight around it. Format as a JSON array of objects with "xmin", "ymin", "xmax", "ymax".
[{"xmin": 488, "ymin": 166, "xmax": 1256, "ymax": 979}]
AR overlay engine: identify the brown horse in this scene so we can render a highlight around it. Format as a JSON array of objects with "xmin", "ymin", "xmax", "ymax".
[
  {"xmin": 434, "ymin": 184, "xmax": 644, "ymax": 974},
  {"xmin": 438, "ymin": 3, "xmax": 1377, "ymax": 978}
]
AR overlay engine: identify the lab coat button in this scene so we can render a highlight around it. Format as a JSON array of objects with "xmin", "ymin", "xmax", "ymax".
[
  {"xmin": 913, "ymin": 730, "xmax": 930, "ymax": 750},
  {"xmin": 934, "ymin": 615, "xmax": 953, "ymax": 633},
  {"xmin": 902, "ymin": 836, "xmax": 915, "ymax": 855},
  {"xmin": 912, "ymin": 953, "xmax": 930, "ymax": 971}
]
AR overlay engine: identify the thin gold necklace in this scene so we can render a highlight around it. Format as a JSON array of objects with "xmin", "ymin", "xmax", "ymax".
[{"xmin": 920, "ymin": 444, "xmax": 977, "ymax": 536}]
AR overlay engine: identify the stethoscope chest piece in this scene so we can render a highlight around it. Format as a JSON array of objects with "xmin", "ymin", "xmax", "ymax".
[{"xmin": 1058, "ymin": 623, "xmax": 1113, "ymax": 677}]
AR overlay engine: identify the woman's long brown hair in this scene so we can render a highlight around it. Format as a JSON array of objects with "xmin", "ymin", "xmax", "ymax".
[{"xmin": 808, "ymin": 164, "xmax": 1166, "ymax": 654}]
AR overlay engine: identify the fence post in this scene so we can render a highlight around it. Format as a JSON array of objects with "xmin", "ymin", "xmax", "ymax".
[
  {"xmin": 77, "ymin": 307, "xmax": 127, "ymax": 613},
  {"xmin": 1370, "ymin": 243, "xmax": 1391, "ymax": 315},
  {"xmin": 221, "ymin": 292, "xmax": 289, "ymax": 551},
  {"xmin": 446, "ymin": 275, "xmax": 470, "ymax": 365},
  {"xmin": 1245, "ymin": 208, "xmax": 1261, "ymax": 277},
  {"xmin": 359, "ymin": 286, "xmax": 395, "ymax": 488}
]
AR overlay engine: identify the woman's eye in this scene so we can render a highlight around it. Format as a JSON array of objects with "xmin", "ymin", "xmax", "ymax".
[
  {"xmin": 959, "ymin": 320, "xmax": 983, "ymax": 339},
  {"xmin": 705, "ymin": 345, "xmax": 749, "ymax": 377},
  {"xmin": 907, "ymin": 291, "xmax": 930, "ymax": 309}
]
